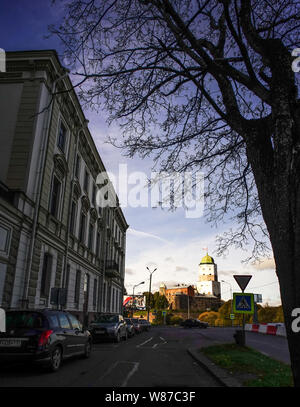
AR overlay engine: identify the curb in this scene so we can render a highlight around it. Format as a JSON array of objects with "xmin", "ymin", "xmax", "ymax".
[{"xmin": 187, "ymin": 348, "xmax": 242, "ymax": 387}]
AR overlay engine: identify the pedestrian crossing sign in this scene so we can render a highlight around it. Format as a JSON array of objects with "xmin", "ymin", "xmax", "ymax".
[{"xmin": 233, "ymin": 293, "xmax": 254, "ymax": 314}]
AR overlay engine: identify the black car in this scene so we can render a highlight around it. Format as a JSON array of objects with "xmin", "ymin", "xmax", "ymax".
[
  {"xmin": 180, "ymin": 318, "xmax": 209, "ymax": 329},
  {"xmin": 139, "ymin": 319, "xmax": 151, "ymax": 332},
  {"xmin": 124, "ymin": 318, "xmax": 135, "ymax": 337},
  {"xmin": 89, "ymin": 314, "xmax": 127, "ymax": 342},
  {"xmin": 0, "ymin": 309, "xmax": 92, "ymax": 372}
]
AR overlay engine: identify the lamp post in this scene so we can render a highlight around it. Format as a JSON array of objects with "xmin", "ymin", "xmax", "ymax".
[
  {"xmin": 221, "ymin": 280, "xmax": 233, "ymax": 326},
  {"xmin": 146, "ymin": 267, "xmax": 157, "ymax": 322},
  {"xmin": 132, "ymin": 281, "xmax": 145, "ymax": 316}
]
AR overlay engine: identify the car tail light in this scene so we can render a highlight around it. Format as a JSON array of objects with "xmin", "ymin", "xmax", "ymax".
[{"xmin": 38, "ymin": 330, "xmax": 53, "ymax": 346}]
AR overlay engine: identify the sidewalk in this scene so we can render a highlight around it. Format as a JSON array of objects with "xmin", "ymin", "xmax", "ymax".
[{"xmin": 187, "ymin": 347, "xmax": 243, "ymax": 387}]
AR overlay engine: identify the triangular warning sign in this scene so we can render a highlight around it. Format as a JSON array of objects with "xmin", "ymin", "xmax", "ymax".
[
  {"xmin": 233, "ymin": 275, "xmax": 252, "ymax": 291},
  {"xmin": 237, "ymin": 296, "xmax": 250, "ymax": 310}
]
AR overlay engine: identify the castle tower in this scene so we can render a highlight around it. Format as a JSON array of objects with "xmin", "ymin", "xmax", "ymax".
[
  {"xmin": 196, "ymin": 253, "xmax": 221, "ymax": 298},
  {"xmin": 159, "ymin": 283, "xmax": 167, "ymax": 296}
]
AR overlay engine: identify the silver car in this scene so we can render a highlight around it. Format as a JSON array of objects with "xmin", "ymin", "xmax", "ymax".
[{"xmin": 89, "ymin": 314, "xmax": 128, "ymax": 343}]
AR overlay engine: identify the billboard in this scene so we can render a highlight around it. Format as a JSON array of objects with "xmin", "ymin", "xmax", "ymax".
[{"xmin": 123, "ymin": 295, "xmax": 146, "ymax": 310}]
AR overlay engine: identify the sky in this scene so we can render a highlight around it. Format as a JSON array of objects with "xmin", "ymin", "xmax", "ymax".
[{"xmin": 0, "ymin": 0, "xmax": 282, "ymax": 306}]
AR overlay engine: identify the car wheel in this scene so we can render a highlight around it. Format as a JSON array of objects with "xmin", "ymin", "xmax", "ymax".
[
  {"xmin": 83, "ymin": 340, "xmax": 92, "ymax": 358},
  {"xmin": 124, "ymin": 330, "xmax": 128, "ymax": 341},
  {"xmin": 49, "ymin": 346, "xmax": 62, "ymax": 372}
]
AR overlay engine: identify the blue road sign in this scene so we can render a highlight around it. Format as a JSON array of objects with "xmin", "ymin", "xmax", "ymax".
[{"xmin": 233, "ymin": 293, "xmax": 254, "ymax": 314}]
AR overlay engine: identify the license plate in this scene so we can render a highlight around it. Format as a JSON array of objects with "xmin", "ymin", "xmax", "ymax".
[
  {"xmin": 95, "ymin": 330, "xmax": 105, "ymax": 334},
  {"xmin": 0, "ymin": 339, "xmax": 22, "ymax": 347}
]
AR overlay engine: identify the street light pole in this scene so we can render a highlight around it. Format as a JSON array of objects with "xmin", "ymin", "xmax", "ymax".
[
  {"xmin": 146, "ymin": 267, "xmax": 157, "ymax": 322},
  {"xmin": 132, "ymin": 281, "xmax": 145, "ymax": 316},
  {"xmin": 221, "ymin": 280, "xmax": 233, "ymax": 326}
]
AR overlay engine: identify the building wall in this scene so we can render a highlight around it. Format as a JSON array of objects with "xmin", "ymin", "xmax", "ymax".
[{"xmin": 0, "ymin": 50, "xmax": 128, "ymax": 323}]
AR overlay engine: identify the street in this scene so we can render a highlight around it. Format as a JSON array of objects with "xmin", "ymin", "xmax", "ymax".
[{"xmin": 0, "ymin": 326, "xmax": 290, "ymax": 387}]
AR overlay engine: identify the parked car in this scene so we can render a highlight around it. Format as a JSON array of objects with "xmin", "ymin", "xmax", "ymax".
[
  {"xmin": 89, "ymin": 314, "xmax": 127, "ymax": 343},
  {"xmin": 0, "ymin": 309, "xmax": 92, "ymax": 372},
  {"xmin": 131, "ymin": 318, "xmax": 143, "ymax": 334},
  {"xmin": 181, "ymin": 318, "xmax": 209, "ymax": 329},
  {"xmin": 139, "ymin": 319, "xmax": 151, "ymax": 332},
  {"xmin": 124, "ymin": 318, "xmax": 135, "ymax": 337}
]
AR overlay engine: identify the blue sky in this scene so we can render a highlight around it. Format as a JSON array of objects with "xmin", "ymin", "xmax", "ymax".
[{"xmin": 0, "ymin": 0, "xmax": 282, "ymax": 305}]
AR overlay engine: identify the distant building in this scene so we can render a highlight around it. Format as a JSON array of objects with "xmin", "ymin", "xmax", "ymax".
[
  {"xmin": 196, "ymin": 253, "xmax": 221, "ymax": 298},
  {"xmin": 0, "ymin": 50, "xmax": 129, "ymax": 324},
  {"xmin": 160, "ymin": 252, "xmax": 222, "ymax": 311}
]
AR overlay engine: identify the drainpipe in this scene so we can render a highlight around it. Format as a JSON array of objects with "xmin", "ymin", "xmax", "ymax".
[{"xmin": 22, "ymin": 68, "xmax": 70, "ymax": 307}]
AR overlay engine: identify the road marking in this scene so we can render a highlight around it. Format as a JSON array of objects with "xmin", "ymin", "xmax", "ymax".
[
  {"xmin": 121, "ymin": 362, "xmax": 140, "ymax": 387},
  {"xmin": 98, "ymin": 361, "xmax": 119, "ymax": 382},
  {"xmin": 98, "ymin": 361, "xmax": 140, "ymax": 386},
  {"xmin": 136, "ymin": 337, "xmax": 153, "ymax": 348}
]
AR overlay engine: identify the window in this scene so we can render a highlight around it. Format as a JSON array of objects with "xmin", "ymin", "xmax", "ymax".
[
  {"xmin": 84, "ymin": 273, "xmax": 90, "ymax": 296},
  {"xmin": 74, "ymin": 270, "xmax": 81, "ymax": 305},
  {"xmin": 69, "ymin": 201, "xmax": 77, "ymax": 235},
  {"xmin": 58, "ymin": 121, "xmax": 67, "ymax": 152},
  {"xmin": 50, "ymin": 176, "xmax": 61, "ymax": 217},
  {"xmin": 40, "ymin": 253, "xmax": 52, "ymax": 298},
  {"xmin": 0, "ymin": 224, "xmax": 11, "ymax": 256},
  {"xmin": 88, "ymin": 223, "xmax": 94, "ymax": 251},
  {"xmin": 75, "ymin": 154, "xmax": 80, "ymax": 179},
  {"xmin": 58, "ymin": 313, "xmax": 71, "ymax": 329},
  {"xmin": 84, "ymin": 170, "xmax": 89, "ymax": 192},
  {"xmin": 93, "ymin": 278, "xmax": 98, "ymax": 308},
  {"xmin": 48, "ymin": 314, "xmax": 60, "ymax": 329},
  {"xmin": 68, "ymin": 313, "xmax": 81, "ymax": 330},
  {"xmin": 79, "ymin": 212, "xmax": 86, "ymax": 243},
  {"xmin": 6, "ymin": 312, "xmax": 45, "ymax": 329}
]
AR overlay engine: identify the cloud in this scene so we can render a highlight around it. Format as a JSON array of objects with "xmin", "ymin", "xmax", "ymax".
[
  {"xmin": 165, "ymin": 257, "xmax": 174, "ymax": 262},
  {"xmin": 175, "ymin": 266, "xmax": 189, "ymax": 272},
  {"xmin": 127, "ymin": 228, "xmax": 168, "ymax": 243},
  {"xmin": 251, "ymin": 258, "xmax": 275, "ymax": 271},
  {"xmin": 218, "ymin": 269, "xmax": 239, "ymax": 277},
  {"xmin": 125, "ymin": 268, "xmax": 135, "ymax": 275}
]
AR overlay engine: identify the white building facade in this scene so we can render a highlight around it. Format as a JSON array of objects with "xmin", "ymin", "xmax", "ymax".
[
  {"xmin": 0, "ymin": 50, "xmax": 128, "ymax": 324},
  {"xmin": 196, "ymin": 253, "xmax": 221, "ymax": 298}
]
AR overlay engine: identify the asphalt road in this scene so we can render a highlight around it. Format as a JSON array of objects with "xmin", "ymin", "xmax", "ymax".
[
  {"xmin": 196, "ymin": 327, "xmax": 291, "ymax": 365},
  {"xmin": 0, "ymin": 326, "xmax": 290, "ymax": 387},
  {"xmin": 0, "ymin": 326, "xmax": 221, "ymax": 387}
]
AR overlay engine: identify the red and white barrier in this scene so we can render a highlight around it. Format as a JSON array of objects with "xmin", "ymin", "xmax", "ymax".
[{"xmin": 245, "ymin": 323, "xmax": 286, "ymax": 337}]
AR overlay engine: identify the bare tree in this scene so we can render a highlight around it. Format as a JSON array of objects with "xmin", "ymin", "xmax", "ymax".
[{"xmin": 50, "ymin": 0, "xmax": 300, "ymax": 385}]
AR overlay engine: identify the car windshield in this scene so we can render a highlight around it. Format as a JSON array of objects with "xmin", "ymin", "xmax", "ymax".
[
  {"xmin": 125, "ymin": 319, "xmax": 132, "ymax": 325},
  {"xmin": 93, "ymin": 315, "xmax": 118, "ymax": 323},
  {"xmin": 6, "ymin": 312, "xmax": 44, "ymax": 329}
]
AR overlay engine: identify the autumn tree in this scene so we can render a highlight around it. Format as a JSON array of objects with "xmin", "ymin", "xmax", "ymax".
[{"xmin": 51, "ymin": 0, "xmax": 300, "ymax": 385}]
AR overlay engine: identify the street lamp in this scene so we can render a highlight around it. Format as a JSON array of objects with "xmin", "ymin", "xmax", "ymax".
[
  {"xmin": 146, "ymin": 267, "xmax": 157, "ymax": 322},
  {"xmin": 132, "ymin": 281, "xmax": 145, "ymax": 314},
  {"xmin": 221, "ymin": 280, "xmax": 233, "ymax": 326}
]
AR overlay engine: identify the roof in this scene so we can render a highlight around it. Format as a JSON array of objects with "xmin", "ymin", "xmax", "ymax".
[{"xmin": 200, "ymin": 253, "xmax": 215, "ymax": 265}]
